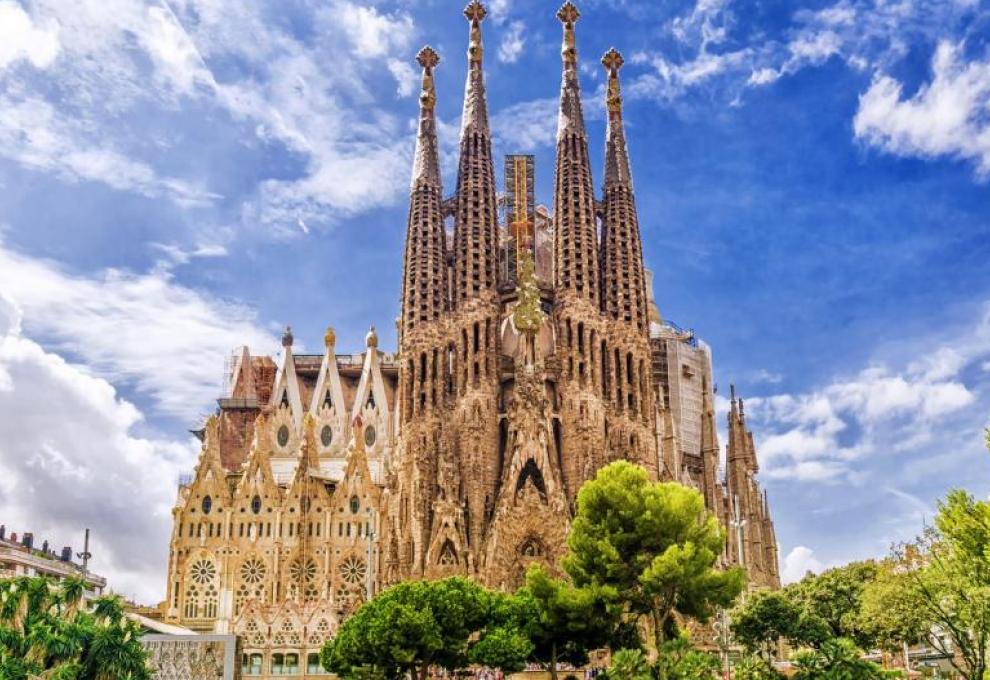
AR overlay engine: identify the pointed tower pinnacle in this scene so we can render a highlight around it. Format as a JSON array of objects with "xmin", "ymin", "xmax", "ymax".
[
  {"xmin": 411, "ymin": 46, "xmax": 441, "ymax": 189},
  {"xmin": 553, "ymin": 2, "xmax": 600, "ymax": 305},
  {"xmin": 400, "ymin": 46, "xmax": 448, "ymax": 337},
  {"xmin": 599, "ymin": 47, "xmax": 648, "ymax": 332},
  {"xmin": 453, "ymin": 1, "xmax": 499, "ymax": 304}
]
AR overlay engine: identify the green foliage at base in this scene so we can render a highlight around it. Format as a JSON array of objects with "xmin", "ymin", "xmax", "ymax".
[
  {"xmin": 564, "ymin": 461, "xmax": 745, "ymax": 652},
  {"xmin": 792, "ymin": 638, "xmax": 894, "ymax": 680},
  {"xmin": 0, "ymin": 576, "xmax": 150, "ymax": 680},
  {"xmin": 320, "ymin": 577, "xmax": 531, "ymax": 680}
]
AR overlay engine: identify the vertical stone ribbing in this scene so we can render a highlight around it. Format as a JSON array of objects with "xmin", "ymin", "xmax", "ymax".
[
  {"xmin": 724, "ymin": 386, "xmax": 780, "ymax": 588},
  {"xmin": 400, "ymin": 47, "xmax": 447, "ymax": 339},
  {"xmin": 600, "ymin": 49, "xmax": 648, "ymax": 334},
  {"xmin": 553, "ymin": 2, "xmax": 599, "ymax": 305},
  {"xmin": 453, "ymin": 1, "xmax": 499, "ymax": 305}
]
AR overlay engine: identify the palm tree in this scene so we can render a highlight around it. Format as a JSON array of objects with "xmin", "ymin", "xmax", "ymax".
[{"xmin": 0, "ymin": 576, "xmax": 150, "ymax": 680}]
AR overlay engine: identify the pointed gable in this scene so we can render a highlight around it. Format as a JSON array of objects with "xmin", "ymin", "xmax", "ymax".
[
  {"xmin": 310, "ymin": 327, "xmax": 348, "ymax": 458},
  {"xmin": 350, "ymin": 328, "xmax": 390, "ymax": 463},
  {"xmin": 271, "ymin": 327, "xmax": 304, "ymax": 429}
]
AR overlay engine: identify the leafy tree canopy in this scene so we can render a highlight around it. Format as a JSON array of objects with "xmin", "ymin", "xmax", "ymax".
[
  {"xmin": 731, "ymin": 588, "xmax": 831, "ymax": 655},
  {"xmin": 320, "ymin": 577, "xmax": 532, "ymax": 680},
  {"xmin": 857, "ymin": 559, "xmax": 929, "ymax": 653},
  {"xmin": 791, "ymin": 638, "xmax": 889, "ymax": 680},
  {"xmin": 513, "ymin": 564, "xmax": 620, "ymax": 680},
  {"xmin": 0, "ymin": 575, "xmax": 150, "ymax": 680},
  {"xmin": 563, "ymin": 461, "xmax": 745, "ymax": 651},
  {"xmin": 884, "ymin": 489, "xmax": 990, "ymax": 680},
  {"xmin": 786, "ymin": 561, "xmax": 879, "ymax": 650}
]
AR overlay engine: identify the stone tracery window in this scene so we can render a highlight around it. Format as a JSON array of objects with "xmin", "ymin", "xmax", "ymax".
[
  {"xmin": 289, "ymin": 556, "xmax": 317, "ymax": 583},
  {"xmin": 184, "ymin": 558, "xmax": 218, "ymax": 619},
  {"xmin": 339, "ymin": 556, "xmax": 366, "ymax": 584},
  {"xmin": 189, "ymin": 559, "xmax": 216, "ymax": 584}
]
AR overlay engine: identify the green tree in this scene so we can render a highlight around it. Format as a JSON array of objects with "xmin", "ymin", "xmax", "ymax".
[
  {"xmin": 731, "ymin": 588, "xmax": 830, "ymax": 656},
  {"xmin": 0, "ymin": 575, "xmax": 150, "ymax": 680},
  {"xmin": 887, "ymin": 490, "xmax": 990, "ymax": 680},
  {"xmin": 858, "ymin": 560, "xmax": 928, "ymax": 654},
  {"xmin": 786, "ymin": 561, "xmax": 879, "ymax": 649},
  {"xmin": 564, "ymin": 461, "xmax": 745, "ymax": 652},
  {"xmin": 320, "ymin": 577, "xmax": 532, "ymax": 680},
  {"xmin": 791, "ymin": 637, "xmax": 890, "ymax": 680},
  {"xmin": 653, "ymin": 636, "xmax": 721, "ymax": 680},
  {"xmin": 733, "ymin": 655, "xmax": 784, "ymax": 680},
  {"xmin": 514, "ymin": 565, "xmax": 619, "ymax": 680},
  {"xmin": 607, "ymin": 648, "xmax": 652, "ymax": 680}
]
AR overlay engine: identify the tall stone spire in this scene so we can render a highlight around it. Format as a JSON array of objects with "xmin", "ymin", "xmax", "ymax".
[
  {"xmin": 600, "ymin": 48, "xmax": 648, "ymax": 332},
  {"xmin": 453, "ymin": 1, "xmax": 499, "ymax": 305},
  {"xmin": 553, "ymin": 2, "xmax": 599, "ymax": 305},
  {"xmin": 400, "ymin": 46, "xmax": 448, "ymax": 337}
]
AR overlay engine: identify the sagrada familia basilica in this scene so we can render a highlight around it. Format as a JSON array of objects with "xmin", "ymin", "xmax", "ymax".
[{"xmin": 162, "ymin": 2, "xmax": 780, "ymax": 674}]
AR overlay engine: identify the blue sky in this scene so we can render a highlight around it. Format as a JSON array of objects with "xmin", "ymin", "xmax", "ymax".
[{"xmin": 0, "ymin": 0, "xmax": 988, "ymax": 602}]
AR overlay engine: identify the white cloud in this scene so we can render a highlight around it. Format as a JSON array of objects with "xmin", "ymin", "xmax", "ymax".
[
  {"xmin": 498, "ymin": 21, "xmax": 526, "ymax": 64},
  {"xmin": 746, "ymin": 305, "xmax": 990, "ymax": 482},
  {"xmin": 140, "ymin": 5, "xmax": 213, "ymax": 96},
  {"xmin": 492, "ymin": 97, "xmax": 559, "ymax": 151},
  {"xmin": 854, "ymin": 41, "xmax": 990, "ymax": 178},
  {"xmin": 0, "ymin": 1, "xmax": 60, "ymax": 69},
  {"xmin": 0, "ymin": 293, "xmax": 194, "ymax": 603},
  {"xmin": 782, "ymin": 545, "xmax": 824, "ymax": 583},
  {"xmin": 751, "ymin": 368, "xmax": 784, "ymax": 384},
  {"xmin": 387, "ymin": 58, "xmax": 418, "ymax": 98},
  {"xmin": 335, "ymin": 2, "xmax": 414, "ymax": 60},
  {"xmin": 0, "ymin": 244, "xmax": 279, "ymax": 420},
  {"xmin": 0, "ymin": 0, "xmax": 421, "ymax": 229},
  {"xmin": 488, "ymin": 0, "xmax": 512, "ymax": 25},
  {"xmin": 0, "ymin": 96, "xmax": 218, "ymax": 206}
]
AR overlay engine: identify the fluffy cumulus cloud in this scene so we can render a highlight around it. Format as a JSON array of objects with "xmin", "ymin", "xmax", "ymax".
[
  {"xmin": 855, "ymin": 41, "xmax": 990, "ymax": 177},
  {"xmin": 626, "ymin": 0, "xmax": 990, "ymax": 176},
  {"xmin": 743, "ymin": 305, "xmax": 990, "ymax": 482},
  {"xmin": 0, "ymin": 293, "xmax": 195, "ymax": 603},
  {"xmin": 782, "ymin": 545, "xmax": 825, "ymax": 583},
  {"xmin": 0, "ymin": 244, "xmax": 279, "ymax": 420},
  {"xmin": 0, "ymin": 1, "xmax": 60, "ymax": 69}
]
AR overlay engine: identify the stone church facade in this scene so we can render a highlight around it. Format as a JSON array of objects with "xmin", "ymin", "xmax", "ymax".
[{"xmin": 163, "ymin": 2, "xmax": 779, "ymax": 676}]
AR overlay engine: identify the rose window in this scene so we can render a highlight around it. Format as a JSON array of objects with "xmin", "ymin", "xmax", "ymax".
[
  {"xmin": 339, "ymin": 556, "xmax": 366, "ymax": 584},
  {"xmin": 290, "ymin": 557, "xmax": 317, "ymax": 583},
  {"xmin": 189, "ymin": 560, "xmax": 216, "ymax": 584},
  {"xmin": 240, "ymin": 558, "xmax": 266, "ymax": 585}
]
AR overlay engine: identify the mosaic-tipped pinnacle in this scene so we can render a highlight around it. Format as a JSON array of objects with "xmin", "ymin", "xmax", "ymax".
[
  {"xmin": 417, "ymin": 46, "xmax": 440, "ymax": 69},
  {"xmin": 557, "ymin": 2, "xmax": 580, "ymax": 24}
]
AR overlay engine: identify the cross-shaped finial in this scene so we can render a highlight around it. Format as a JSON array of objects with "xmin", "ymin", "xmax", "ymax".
[
  {"xmin": 464, "ymin": 0, "xmax": 487, "ymax": 23},
  {"xmin": 557, "ymin": 2, "xmax": 580, "ymax": 24},
  {"xmin": 602, "ymin": 47, "xmax": 624, "ymax": 73},
  {"xmin": 417, "ymin": 46, "xmax": 440, "ymax": 70}
]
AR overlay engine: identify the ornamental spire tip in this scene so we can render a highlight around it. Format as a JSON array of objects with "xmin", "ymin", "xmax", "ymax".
[
  {"xmin": 417, "ymin": 45, "xmax": 440, "ymax": 69},
  {"xmin": 557, "ymin": 1, "xmax": 580, "ymax": 24},
  {"xmin": 464, "ymin": 0, "xmax": 487, "ymax": 23},
  {"xmin": 602, "ymin": 47, "xmax": 624, "ymax": 73}
]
